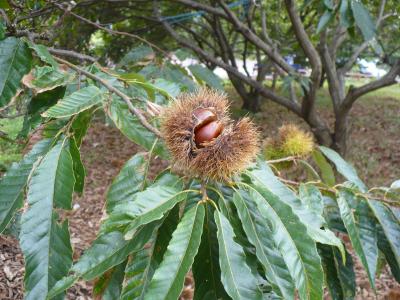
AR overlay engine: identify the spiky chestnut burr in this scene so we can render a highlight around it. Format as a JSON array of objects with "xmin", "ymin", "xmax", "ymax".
[
  {"xmin": 264, "ymin": 124, "xmax": 314, "ymax": 161},
  {"xmin": 161, "ymin": 88, "xmax": 259, "ymax": 181}
]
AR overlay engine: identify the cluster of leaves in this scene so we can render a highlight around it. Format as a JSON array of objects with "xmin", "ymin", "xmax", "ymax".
[{"xmin": 0, "ymin": 34, "xmax": 399, "ymax": 300}]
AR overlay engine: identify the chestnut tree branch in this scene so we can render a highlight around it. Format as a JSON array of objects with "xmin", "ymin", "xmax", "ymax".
[
  {"xmin": 342, "ymin": 59, "xmax": 400, "ymax": 110},
  {"xmin": 154, "ymin": 3, "xmax": 301, "ymax": 115},
  {"xmin": 54, "ymin": 2, "xmax": 169, "ymax": 57},
  {"xmin": 48, "ymin": 48, "xmax": 97, "ymax": 62},
  {"xmin": 53, "ymin": 56, "xmax": 162, "ymax": 137}
]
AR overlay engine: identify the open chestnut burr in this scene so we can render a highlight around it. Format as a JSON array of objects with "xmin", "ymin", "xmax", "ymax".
[
  {"xmin": 161, "ymin": 88, "xmax": 259, "ymax": 181},
  {"xmin": 192, "ymin": 108, "xmax": 224, "ymax": 147}
]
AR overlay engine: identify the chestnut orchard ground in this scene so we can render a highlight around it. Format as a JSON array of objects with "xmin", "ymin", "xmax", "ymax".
[{"xmin": 0, "ymin": 83, "xmax": 399, "ymax": 299}]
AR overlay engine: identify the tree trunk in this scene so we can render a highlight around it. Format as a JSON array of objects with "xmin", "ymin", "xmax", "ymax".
[
  {"xmin": 242, "ymin": 91, "xmax": 262, "ymax": 112},
  {"xmin": 332, "ymin": 109, "xmax": 350, "ymax": 156}
]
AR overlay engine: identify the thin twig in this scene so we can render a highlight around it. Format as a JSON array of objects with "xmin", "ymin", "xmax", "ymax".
[
  {"xmin": 200, "ymin": 182, "xmax": 208, "ymax": 201},
  {"xmin": 279, "ymin": 178, "xmax": 400, "ymax": 207},
  {"xmin": 266, "ymin": 156, "xmax": 297, "ymax": 164},
  {"xmin": 54, "ymin": 3, "xmax": 169, "ymax": 57},
  {"xmin": 48, "ymin": 48, "xmax": 97, "ymax": 63},
  {"xmin": 53, "ymin": 56, "xmax": 162, "ymax": 137}
]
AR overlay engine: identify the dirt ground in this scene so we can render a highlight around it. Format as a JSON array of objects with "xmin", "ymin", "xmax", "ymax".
[{"xmin": 1, "ymin": 94, "xmax": 400, "ymax": 299}]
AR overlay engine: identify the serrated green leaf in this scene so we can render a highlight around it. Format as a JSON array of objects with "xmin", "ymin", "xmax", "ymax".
[
  {"xmin": 103, "ymin": 185, "xmax": 187, "ymax": 235},
  {"xmin": 27, "ymin": 41, "xmax": 58, "ymax": 68},
  {"xmin": 106, "ymin": 152, "xmax": 147, "ymax": 213},
  {"xmin": 121, "ymin": 206, "xmax": 181, "ymax": 300},
  {"xmin": 20, "ymin": 139, "xmax": 74, "ymax": 300},
  {"xmin": 107, "ymin": 96, "xmax": 167, "ymax": 158},
  {"xmin": 0, "ymin": 37, "xmax": 32, "ymax": 107},
  {"xmin": 377, "ymin": 226, "xmax": 400, "ymax": 282},
  {"xmin": 47, "ymin": 274, "xmax": 78, "ymax": 299},
  {"xmin": 319, "ymin": 146, "xmax": 367, "ymax": 192},
  {"xmin": 188, "ymin": 65, "xmax": 223, "ymax": 90},
  {"xmin": 368, "ymin": 200, "xmax": 400, "ymax": 271},
  {"xmin": 232, "ymin": 188, "xmax": 294, "ymax": 299},
  {"xmin": 43, "ymin": 86, "xmax": 103, "ymax": 118},
  {"xmin": 49, "ymin": 223, "xmax": 157, "ymax": 298},
  {"xmin": 141, "ymin": 63, "xmax": 197, "ymax": 92},
  {"xmin": 192, "ymin": 204, "xmax": 229, "ymax": 300},
  {"xmin": 19, "ymin": 86, "xmax": 66, "ymax": 138},
  {"xmin": 152, "ymin": 78, "xmax": 181, "ymax": 98},
  {"xmin": 312, "ymin": 150, "xmax": 335, "ymax": 186},
  {"xmin": 214, "ymin": 209, "xmax": 263, "ymax": 300},
  {"xmin": 28, "ymin": 66, "xmax": 71, "ymax": 93},
  {"xmin": 319, "ymin": 245, "xmax": 355, "ymax": 300},
  {"xmin": 119, "ymin": 45, "xmax": 154, "ymax": 68},
  {"xmin": 215, "ymin": 187, "xmax": 267, "ymax": 289},
  {"xmin": 248, "ymin": 161, "xmax": 344, "ymax": 255},
  {"xmin": 337, "ymin": 189, "xmax": 377, "ymax": 289},
  {"xmin": 242, "ymin": 183, "xmax": 323, "ymax": 300},
  {"xmin": 70, "ymin": 108, "xmax": 93, "ymax": 147},
  {"xmin": 69, "ymin": 137, "xmax": 85, "ymax": 194},
  {"xmin": 93, "ymin": 260, "xmax": 127, "ymax": 300},
  {"xmin": 78, "ymin": 225, "xmax": 157, "ymax": 280},
  {"xmin": 121, "ymin": 245, "xmax": 156, "ymax": 300},
  {"xmin": 350, "ymin": 0, "xmax": 376, "ymax": 41},
  {"xmin": 144, "ymin": 204, "xmax": 205, "ymax": 300},
  {"xmin": 0, "ymin": 138, "xmax": 52, "ymax": 233},
  {"xmin": 299, "ymin": 183, "xmax": 325, "ymax": 223},
  {"xmin": 323, "ymin": 196, "xmax": 346, "ymax": 233}
]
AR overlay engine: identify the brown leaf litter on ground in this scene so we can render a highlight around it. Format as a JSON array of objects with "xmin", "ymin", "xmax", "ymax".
[{"xmin": 1, "ymin": 117, "xmax": 399, "ymax": 299}]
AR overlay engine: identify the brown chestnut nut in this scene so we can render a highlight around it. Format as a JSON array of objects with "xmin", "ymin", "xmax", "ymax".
[
  {"xmin": 193, "ymin": 108, "xmax": 217, "ymax": 131},
  {"xmin": 194, "ymin": 121, "xmax": 224, "ymax": 147}
]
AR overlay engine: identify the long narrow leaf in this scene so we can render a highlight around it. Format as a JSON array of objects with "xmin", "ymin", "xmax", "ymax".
[
  {"xmin": 106, "ymin": 152, "xmax": 147, "ymax": 213},
  {"xmin": 319, "ymin": 245, "xmax": 355, "ymax": 300},
  {"xmin": 121, "ymin": 206, "xmax": 180, "ymax": 300},
  {"xmin": 103, "ymin": 186, "xmax": 187, "ymax": 235},
  {"xmin": 0, "ymin": 37, "xmax": 32, "ymax": 107},
  {"xmin": 337, "ymin": 189, "xmax": 377, "ymax": 288},
  {"xmin": 0, "ymin": 138, "xmax": 52, "ymax": 232},
  {"xmin": 93, "ymin": 260, "xmax": 127, "ymax": 300},
  {"xmin": 20, "ymin": 140, "xmax": 74, "ymax": 300},
  {"xmin": 214, "ymin": 209, "xmax": 263, "ymax": 300},
  {"xmin": 244, "ymin": 184, "xmax": 323, "ymax": 300},
  {"xmin": 43, "ymin": 85, "xmax": 103, "ymax": 118},
  {"xmin": 107, "ymin": 96, "xmax": 167, "ymax": 158},
  {"xmin": 248, "ymin": 161, "xmax": 344, "ymax": 256},
  {"xmin": 192, "ymin": 204, "xmax": 229, "ymax": 300},
  {"xmin": 232, "ymin": 189, "xmax": 294, "ymax": 299},
  {"xmin": 144, "ymin": 204, "xmax": 205, "ymax": 300},
  {"xmin": 48, "ymin": 222, "xmax": 157, "ymax": 298},
  {"xmin": 368, "ymin": 200, "xmax": 400, "ymax": 270},
  {"xmin": 319, "ymin": 146, "xmax": 367, "ymax": 192}
]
